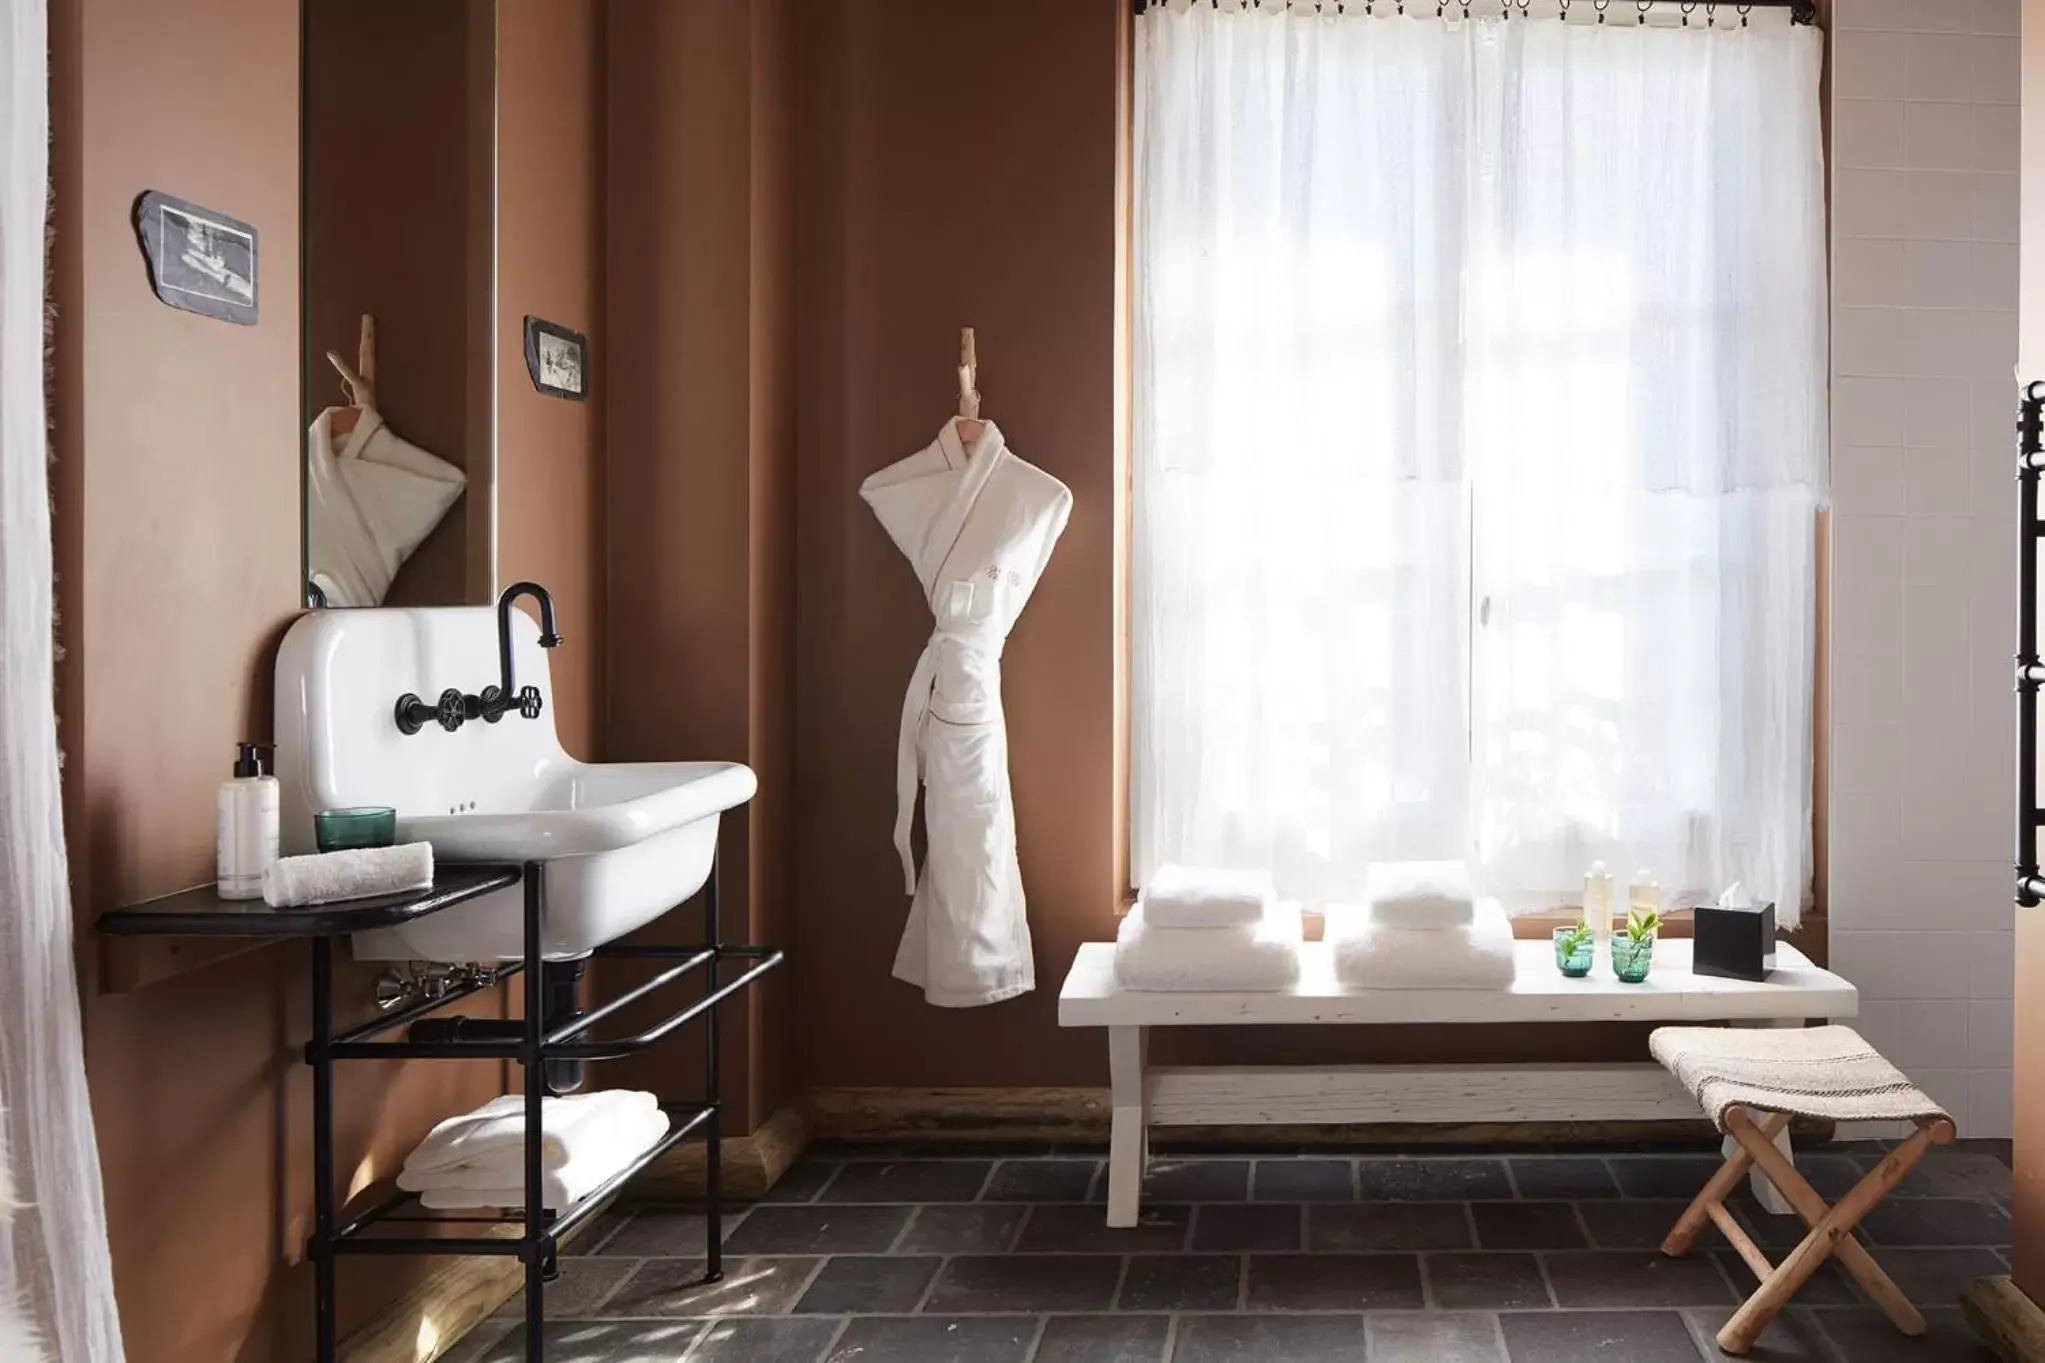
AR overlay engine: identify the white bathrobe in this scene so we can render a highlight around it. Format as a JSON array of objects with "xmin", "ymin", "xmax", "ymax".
[{"xmin": 862, "ymin": 420, "xmax": 1072, "ymax": 1007}]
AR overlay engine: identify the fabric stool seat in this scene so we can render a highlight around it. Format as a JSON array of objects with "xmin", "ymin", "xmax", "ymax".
[{"xmin": 1649, "ymin": 1024, "xmax": 1956, "ymax": 1356}]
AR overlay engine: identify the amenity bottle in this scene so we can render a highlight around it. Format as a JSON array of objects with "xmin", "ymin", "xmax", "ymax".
[
  {"xmin": 217, "ymin": 741, "xmax": 279, "ymax": 900},
  {"xmin": 1628, "ymin": 869, "xmax": 1661, "ymax": 925},
  {"xmin": 1584, "ymin": 861, "xmax": 1615, "ymax": 963}
]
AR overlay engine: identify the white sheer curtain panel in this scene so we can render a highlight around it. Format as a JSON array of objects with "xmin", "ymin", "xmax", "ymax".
[
  {"xmin": 1131, "ymin": 8, "xmax": 1475, "ymax": 906},
  {"xmin": 1131, "ymin": 1, "xmax": 1826, "ymax": 925},
  {"xmin": 1467, "ymin": 17, "xmax": 1827, "ymax": 918},
  {"xmin": 0, "ymin": 1, "xmax": 128, "ymax": 1358}
]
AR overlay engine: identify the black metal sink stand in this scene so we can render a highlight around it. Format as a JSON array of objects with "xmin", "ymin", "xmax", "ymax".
[{"xmin": 306, "ymin": 855, "xmax": 782, "ymax": 1362}]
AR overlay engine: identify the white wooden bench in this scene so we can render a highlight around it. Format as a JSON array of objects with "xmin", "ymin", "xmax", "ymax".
[{"xmin": 1057, "ymin": 937, "xmax": 1858, "ymax": 1227}]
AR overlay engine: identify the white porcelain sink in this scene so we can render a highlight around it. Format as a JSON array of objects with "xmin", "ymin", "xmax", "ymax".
[{"xmin": 274, "ymin": 606, "xmax": 755, "ymax": 962}]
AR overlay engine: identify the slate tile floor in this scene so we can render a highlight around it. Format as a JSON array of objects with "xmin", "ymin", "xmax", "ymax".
[{"xmin": 444, "ymin": 1141, "xmax": 2012, "ymax": 1363}]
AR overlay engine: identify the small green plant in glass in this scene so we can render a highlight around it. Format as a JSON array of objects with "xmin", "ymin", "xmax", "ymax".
[
  {"xmin": 1611, "ymin": 907, "xmax": 1662, "ymax": 984},
  {"xmin": 1553, "ymin": 921, "xmax": 1595, "ymax": 978}
]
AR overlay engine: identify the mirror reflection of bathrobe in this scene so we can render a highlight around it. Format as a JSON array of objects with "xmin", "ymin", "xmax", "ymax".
[
  {"xmin": 306, "ymin": 408, "xmax": 466, "ymax": 607},
  {"xmin": 862, "ymin": 421, "xmax": 1073, "ymax": 1007}
]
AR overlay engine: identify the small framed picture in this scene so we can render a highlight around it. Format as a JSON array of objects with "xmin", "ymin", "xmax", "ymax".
[
  {"xmin": 523, "ymin": 316, "xmax": 587, "ymax": 401},
  {"xmin": 134, "ymin": 190, "xmax": 258, "ymax": 325}
]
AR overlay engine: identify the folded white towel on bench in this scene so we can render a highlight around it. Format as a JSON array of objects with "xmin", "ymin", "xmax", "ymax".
[
  {"xmin": 1328, "ymin": 898, "xmax": 1516, "ymax": 991},
  {"xmin": 1363, "ymin": 860, "xmax": 1475, "ymax": 929},
  {"xmin": 1139, "ymin": 863, "xmax": 1275, "ymax": 929},
  {"xmin": 1114, "ymin": 900, "xmax": 1303, "ymax": 992}
]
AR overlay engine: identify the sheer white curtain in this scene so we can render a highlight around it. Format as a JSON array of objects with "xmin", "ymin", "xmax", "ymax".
[
  {"xmin": 1131, "ymin": 1, "xmax": 1826, "ymax": 923},
  {"xmin": 0, "ymin": 1, "xmax": 128, "ymax": 1358}
]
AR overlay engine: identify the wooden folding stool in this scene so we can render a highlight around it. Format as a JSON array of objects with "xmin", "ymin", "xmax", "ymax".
[{"xmin": 1648, "ymin": 1024, "xmax": 1957, "ymax": 1356}]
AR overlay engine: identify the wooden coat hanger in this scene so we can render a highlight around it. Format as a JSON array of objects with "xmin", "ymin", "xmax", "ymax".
[
  {"xmin": 954, "ymin": 326, "xmax": 987, "ymax": 448},
  {"xmin": 326, "ymin": 314, "xmax": 377, "ymax": 439}
]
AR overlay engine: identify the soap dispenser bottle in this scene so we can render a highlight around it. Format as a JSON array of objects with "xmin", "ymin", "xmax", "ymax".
[{"xmin": 218, "ymin": 742, "xmax": 279, "ymax": 900}]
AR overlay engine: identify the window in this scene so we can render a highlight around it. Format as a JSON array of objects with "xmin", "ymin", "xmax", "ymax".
[{"xmin": 1130, "ymin": 2, "xmax": 1826, "ymax": 923}]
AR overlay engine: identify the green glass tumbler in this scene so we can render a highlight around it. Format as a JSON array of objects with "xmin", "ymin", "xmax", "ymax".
[
  {"xmin": 1611, "ymin": 935, "xmax": 1654, "ymax": 984},
  {"xmin": 1553, "ymin": 928, "xmax": 1594, "ymax": 979}
]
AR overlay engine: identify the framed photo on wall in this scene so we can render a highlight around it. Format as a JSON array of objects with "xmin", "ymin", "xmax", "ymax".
[
  {"xmin": 523, "ymin": 316, "xmax": 587, "ymax": 401},
  {"xmin": 133, "ymin": 190, "xmax": 258, "ymax": 325}
]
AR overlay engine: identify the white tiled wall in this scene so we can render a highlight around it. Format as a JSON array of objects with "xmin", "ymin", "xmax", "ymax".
[{"xmin": 1828, "ymin": 0, "xmax": 2021, "ymax": 1137}]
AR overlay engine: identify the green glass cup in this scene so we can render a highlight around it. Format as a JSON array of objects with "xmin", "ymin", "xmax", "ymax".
[
  {"xmin": 1611, "ymin": 935, "xmax": 1655, "ymax": 984},
  {"xmin": 314, "ymin": 805, "xmax": 397, "ymax": 852},
  {"xmin": 1553, "ymin": 928, "xmax": 1594, "ymax": 978}
]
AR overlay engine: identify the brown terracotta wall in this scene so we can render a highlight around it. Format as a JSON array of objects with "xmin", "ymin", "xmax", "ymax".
[
  {"xmin": 791, "ymin": 0, "xmax": 1128, "ymax": 1087},
  {"xmin": 787, "ymin": 0, "xmax": 1757, "ymax": 1088},
  {"xmin": 2011, "ymin": 0, "xmax": 2045, "ymax": 1304},
  {"xmin": 303, "ymin": 0, "xmax": 484, "ymax": 608},
  {"xmin": 746, "ymin": 0, "xmax": 801, "ymax": 1124},
  {"xmin": 48, "ymin": 1, "xmax": 549, "ymax": 1356},
  {"xmin": 497, "ymin": 0, "xmax": 605, "ymax": 757},
  {"xmin": 601, "ymin": 0, "xmax": 799, "ymax": 1130}
]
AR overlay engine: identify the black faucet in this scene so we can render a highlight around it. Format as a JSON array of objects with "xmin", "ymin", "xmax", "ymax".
[
  {"xmin": 483, "ymin": 581, "xmax": 563, "ymax": 722},
  {"xmin": 393, "ymin": 582, "xmax": 563, "ymax": 735}
]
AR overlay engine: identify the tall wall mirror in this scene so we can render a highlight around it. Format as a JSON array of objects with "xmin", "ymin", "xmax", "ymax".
[{"xmin": 301, "ymin": 0, "xmax": 496, "ymax": 609}]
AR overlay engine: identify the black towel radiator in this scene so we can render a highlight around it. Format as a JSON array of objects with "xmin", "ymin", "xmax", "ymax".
[
  {"xmin": 307, "ymin": 856, "xmax": 782, "ymax": 1363},
  {"xmin": 2016, "ymin": 381, "xmax": 2045, "ymax": 907}
]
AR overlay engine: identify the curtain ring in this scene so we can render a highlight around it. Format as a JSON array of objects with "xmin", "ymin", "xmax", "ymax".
[
  {"xmin": 1737, "ymin": 0, "xmax": 1751, "ymax": 22},
  {"xmin": 1638, "ymin": 0, "xmax": 1653, "ymax": 23},
  {"xmin": 1681, "ymin": 0, "xmax": 1697, "ymax": 24},
  {"xmin": 1594, "ymin": 0, "xmax": 1610, "ymax": 21},
  {"xmin": 1559, "ymin": 0, "xmax": 1572, "ymax": 18}
]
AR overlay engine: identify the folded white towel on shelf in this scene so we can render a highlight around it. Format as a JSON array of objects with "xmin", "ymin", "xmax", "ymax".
[
  {"xmin": 1114, "ymin": 900, "xmax": 1303, "ymax": 992},
  {"xmin": 1328, "ymin": 898, "xmax": 1517, "ymax": 991},
  {"xmin": 263, "ymin": 842, "xmax": 434, "ymax": 908},
  {"xmin": 404, "ymin": 1105, "xmax": 672, "ymax": 1212},
  {"xmin": 1362, "ymin": 860, "xmax": 1476, "ymax": 930},
  {"xmin": 1138, "ymin": 863, "xmax": 1275, "ymax": 929},
  {"xmin": 402, "ymin": 1089, "xmax": 659, "ymax": 1178}
]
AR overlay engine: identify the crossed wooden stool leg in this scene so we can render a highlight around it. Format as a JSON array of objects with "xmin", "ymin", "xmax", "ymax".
[
  {"xmin": 1648, "ymin": 1024, "xmax": 1959, "ymax": 1357},
  {"xmin": 1662, "ymin": 1105, "xmax": 1956, "ymax": 1354}
]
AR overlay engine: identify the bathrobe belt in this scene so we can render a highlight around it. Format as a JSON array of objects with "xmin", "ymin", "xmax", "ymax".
[{"xmin": 893, "ymin": 626, "xmax": 1006, "ymax": 895}]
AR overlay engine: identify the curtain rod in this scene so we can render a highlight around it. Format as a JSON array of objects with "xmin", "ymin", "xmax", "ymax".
[{"xmin": 1132, "ymin": 0, "xmax": 1819, "ymax": 23}]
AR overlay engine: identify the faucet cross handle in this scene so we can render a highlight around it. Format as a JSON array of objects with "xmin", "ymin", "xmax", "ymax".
[
  {"xmin": 517, "ymin": 686, "xmax": 544, "ymax": 720},
  {"xmin": 394, "ymin": 688, "xmax": 467, "ymax": 736}
]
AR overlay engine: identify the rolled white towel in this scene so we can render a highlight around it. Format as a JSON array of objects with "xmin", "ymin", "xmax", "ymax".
[
  {"xmin": 1140, "ymin": 863, "xmax": 1275, "ymax": 929},
  {"xmin": 1363, "ymin": 860, "xmax": 1476, "ymax": 930},
  {"xmin": 403, "ymin": 1090, "xmax": 659, "ymax": 1177},
  {"xmin": 263, "ymin": 842, "xmax": 434, "ymax": 908},
  {"xmin": 1114, "ymin": 900, "xmax": 1303, "ymax": 992},
  {"xmin": 1329, "ymin": 898, "xmax": 1517, "ymax": 991},
  {"xmin": 410, "ymin": 1106, "xmax": 672, "ymax": 1212}
]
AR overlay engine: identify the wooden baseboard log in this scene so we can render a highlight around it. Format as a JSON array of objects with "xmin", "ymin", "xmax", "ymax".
[
  {"xmin": 812, "ymin": 1086, "xmax": 1114, "ymax": 1142},
  {"xmin": 1964, "ymin": 1276, "xmax": 2045, "ymax": 1363},
  {"xmin": 339, "ymin": 1225, "xmax": 524, "ymax": 1363},
  {"xmin": 805, "ymin": 1085, "xmax": 1833, "ymax": 1148},
  {"xmin": 341, "ymin": 1107, "xmax": 810, "ymax": 1362},
  {"xmin": 629, "ymin": 1105, "xmax": 810, "ymax": 1201}
]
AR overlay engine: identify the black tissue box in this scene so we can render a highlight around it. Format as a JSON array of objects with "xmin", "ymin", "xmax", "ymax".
[{"xmin": 1693, "ymin": 901, "xmax": 1776, "ymax": 982}]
